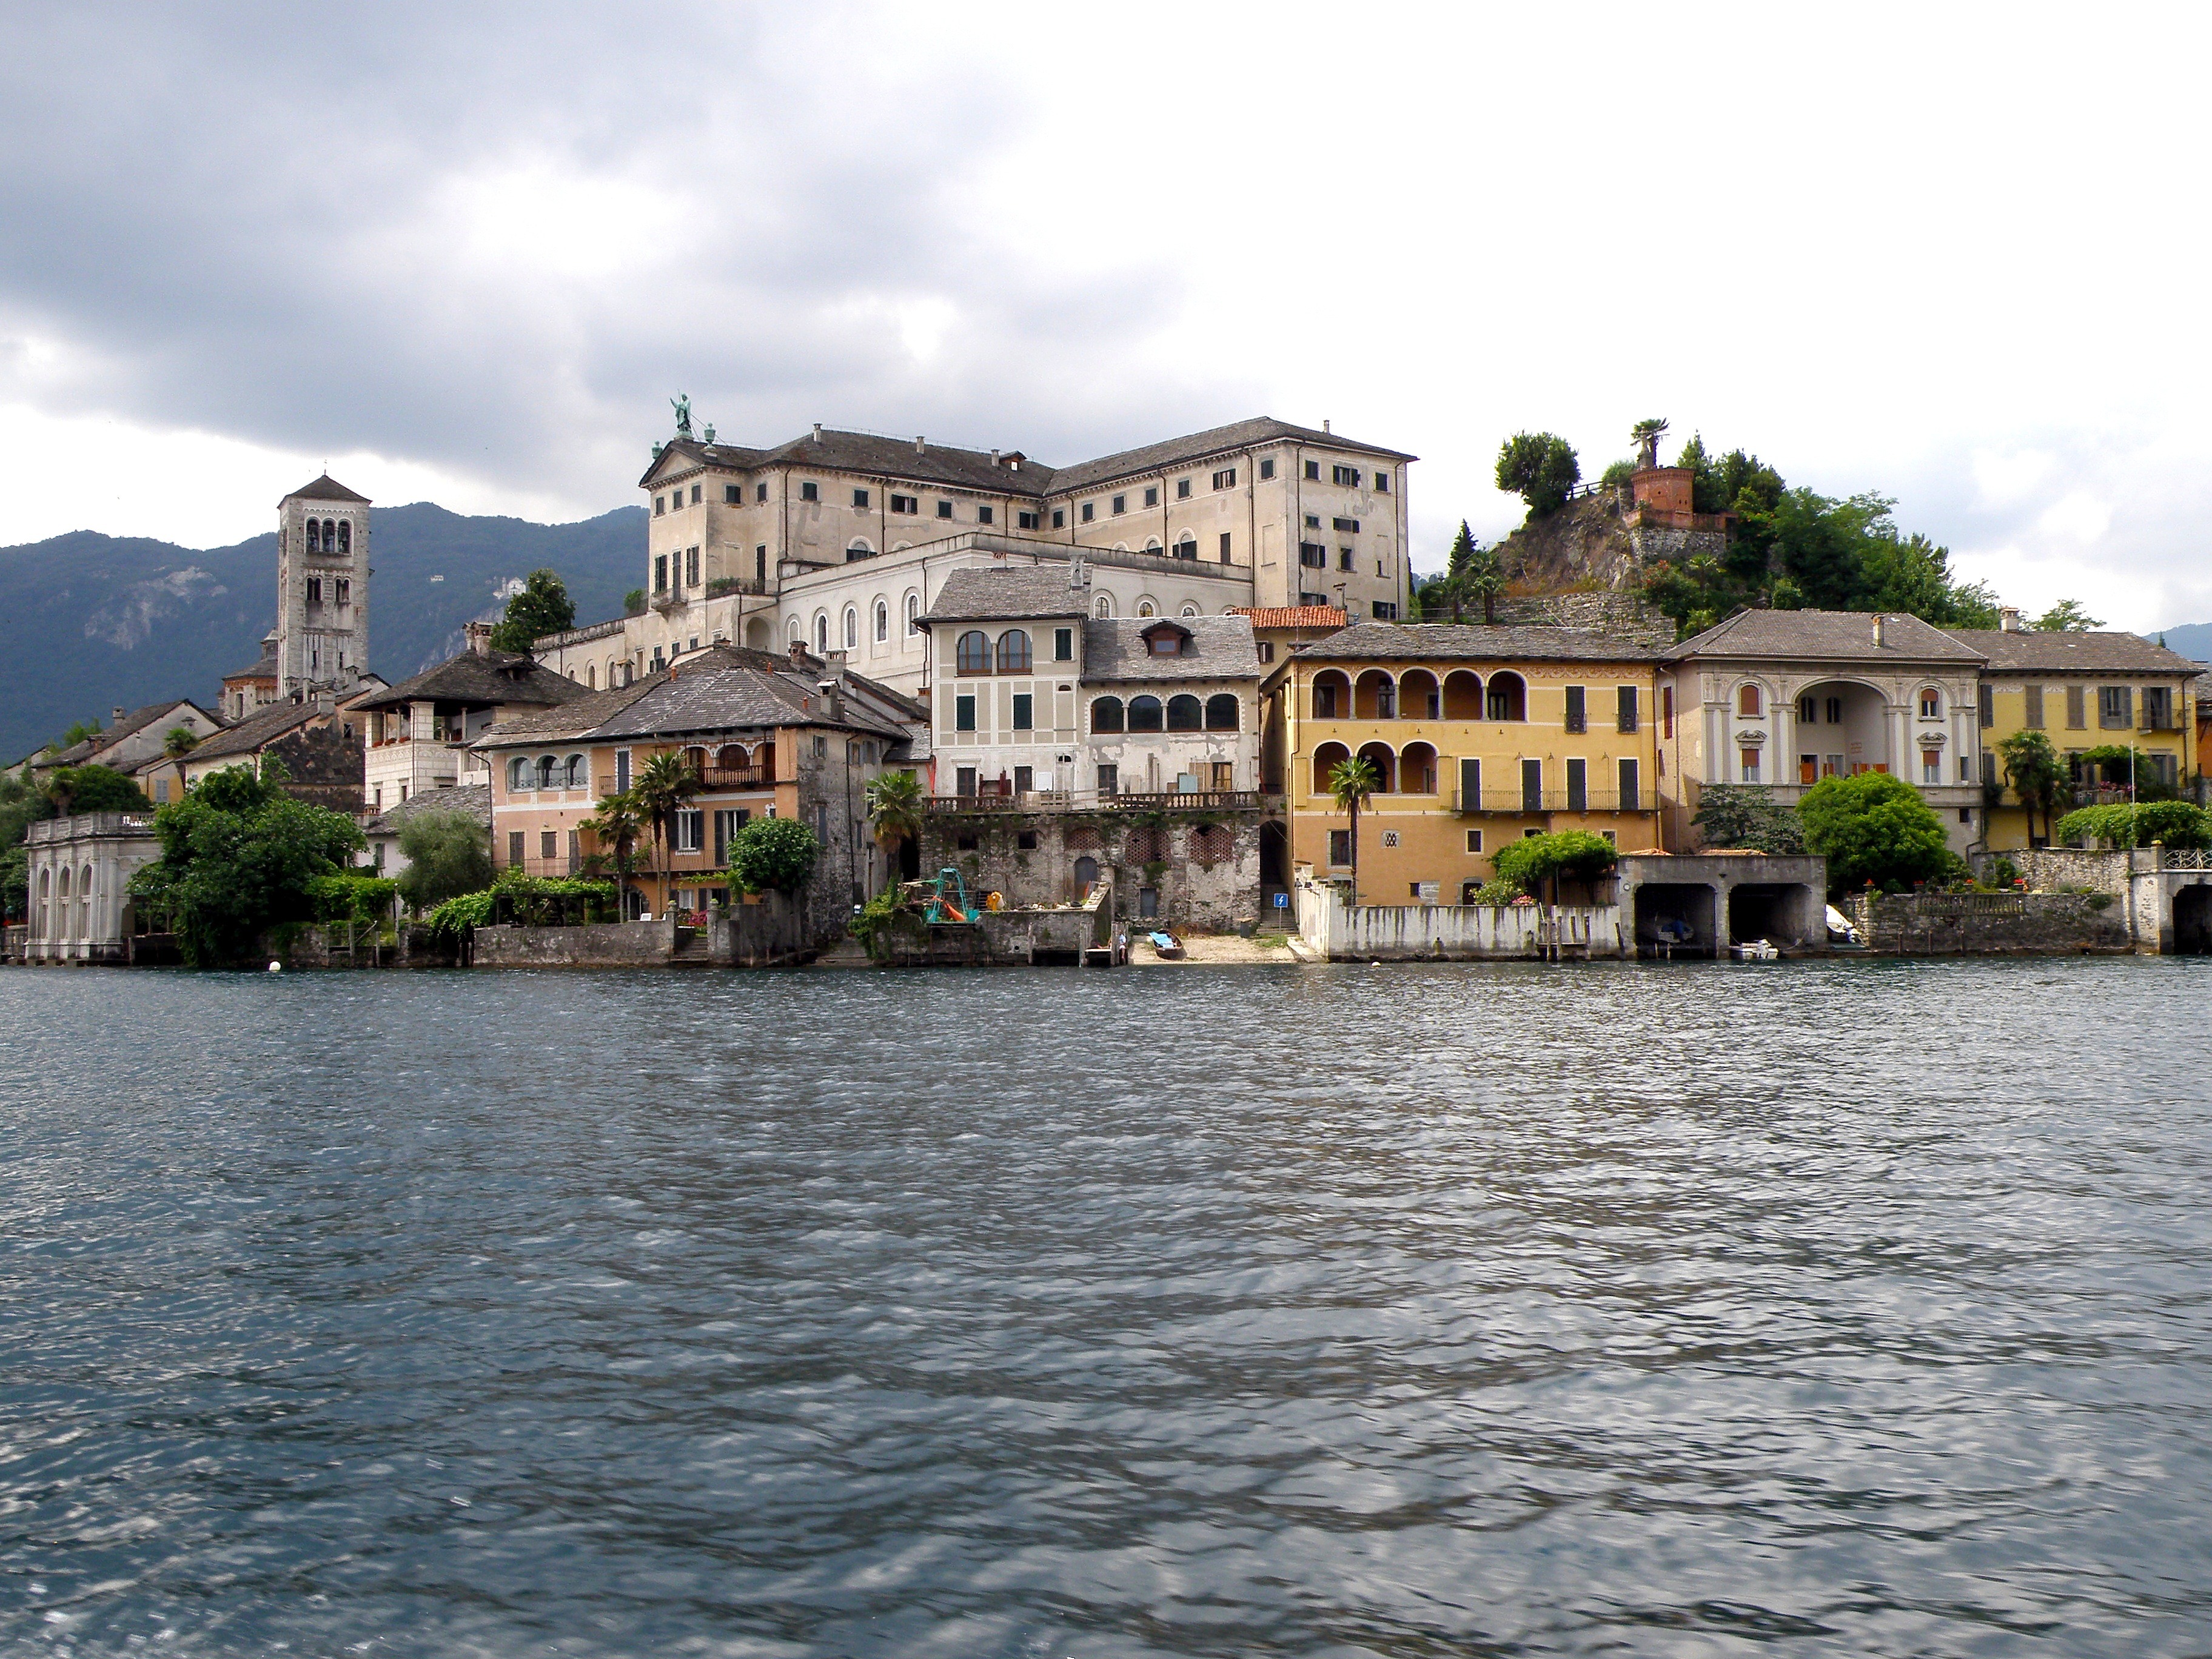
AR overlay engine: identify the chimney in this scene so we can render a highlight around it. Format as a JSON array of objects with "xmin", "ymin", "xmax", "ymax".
[
  {"xmin": 812, "ymin": 423, "xmax": 823, "ymax": 443},
  {"xmin": 991, "ymin": 449, "xmax": 1000, "ymax": 465},
  {"xmin": 1069, "ymin": 551, "xmax": 1088, "ymax": 590},
  {"xmin": 819, "ymin": 672, "xmax": 847, "ymax": 723},
  {"xmin": 2000, "ymin": 605, "xmax": 2023, "ymax": 632},
  {"xmin": 915, "ymin": 435, "xmax": 926, "ymax": 453},
  {"xmin": 111, "ymin": 706, "xmax": 125, "ymax": 725},
  {"xmin": 1322, "ymin": 418, "xmax": 1331, "ymax": 434},
  {"xmin": 1871, "ymin": 613, "xmax": 1886, "ymax": 647},
  {"xmin": 789, "ymin": 638, "xmax": 810, "ymax": 668},
  {"xmin": 464, "ymin": 620, "xmax": 494, "ymax": 656}
]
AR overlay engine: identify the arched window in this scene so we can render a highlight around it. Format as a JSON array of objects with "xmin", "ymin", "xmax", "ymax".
[
  {"xmin": 815, "ymin": 613, "xmax": 830, "ymax": 653},
  {"xmin": 1357, "ymin": 741, "xmax": 1398, "ymax": 793},
  {"xmin": 1312, "ymin": 671, "xmax": 1350, "ymax": 719},
  {"xmin": 1738, "ymin": 683, "xmax": 1763, "ymax": 717},
  {"xmin": 996, "ymin": 629, "xmax": 1031, "ymax": 672},
  {"xmin": 1144, "ymin": 537, "xmax": 1163, "ymax": 555},
  {"xmin": 906, "ymin": 592, "xmax": 921, "ymax": 634},
  {"xmin": 1312, "ymin": 741, "xmax": 1351, "ymax": 796},
  {"xmin": 1093, "ymin": 594, "xmax": 1113, "ymax": 618},
  {"xmin": 716, "ymin": 743, "xmax": 748, "ymax": 771},
  {"xmin": 1074, "ymin": 854, "xmax": 1099, "ymax": 892},
  {"xmin": 956, "ymin": 631, "xmax": 991, "ymax": 673},
  {"xmin": 1918, "ymin": 687, "xmax": 1942, "ymax": 719},
  {"xmin": 788, "ymin": 617, "xmax": 804, "ymax": 646},
  {"xmin": 1486, "ymin": 672, "xmax": 1526, "ymax": 722},
  {"xmin": 587, "ymin": 665, "xmax": 597, "ymax": 689},
  {"xmin": 1355, "ymin": 669, "xmax": 1396, "ymax": 720},
  {"xmin": 56, "ymin": 866, "xmax": 70, "ymax": 900},
  {"xmin": 306, "ymin": 520, "xmax": 320, "ymax": 553},
  {"xmin": 1166, "ymin": 694, "xmax": 1203, "ymax": 731},
  {"xmin": 1128, "ymin": 694, "xmax": 1164, "ymax": 731},
  {"xmin": 683, "ymin": 746, "xmax": 708, "ymax": 776},
  {"xmin": 1205, "ymin": 693, "xmax": 1239, "ymax": 731},
  {"xmin": 843, "ymin": 606, "xmax": 859, "ymax": 649},
  {"xmin": 537, "ymin": 755, "xmax": 558, "ymax": 790},
  {"xmin": 337, "ymin": 521, "xmax": 350, "ymax": 554},
  {"xmin": 1399, "ymin": 742, "xmax": 1438, "ymax": 794},
  {"xmin": 1399, "ymin": 669, "xmax": 1439, "ymax": 719},
  {"xmin": 1179, "ymin": 603, "xmax": 1199, "ymax": 617},
  {"xmin": 1175, "ymin": 534, "xmax": 1197, "ymax": 560},
  {"xmin": 508, "ymin": 757, "xmax": 531, "ymax": 791},
  {"xmin": 874, "ymin": 601, "xmax": 888, "ymax": 643},
  {"xmin": 847, "ymin": 540, "xmax": 874, "ymax": 562},
  {"xmin": 324, "ymin": 519, "xmax": 337, "ymax": 549},
  {"xmin": 1090, "ymin": 695, "xmax": 1125, "ymax": 734},
  {"xmin": 565, "ymin": 755, "xmax": 586, "ymax": 787},
  {"xmin": 1136, "ymin": 600, "xmax": 1156, "ymax": 617}
]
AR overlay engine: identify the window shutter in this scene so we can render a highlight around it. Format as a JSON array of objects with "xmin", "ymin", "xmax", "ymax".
[
  {"xmin": 1566, "ymin": 757, "xmax": 1587, "ymax": 812},
  {"xmin": 1521, "ymin": 757, "xmax": 1542, "ymax": 813},
  {"xmin": 1563, "ymin": 685, "xmax": 1586, "ymax": 732},
  {"xmin": 2025, "ymin": 685, "xmax": 2044, "ymax": 729},
  {"xmin": 2066, "ymin": 685, "xmax": 2085, "ymax": 729},
  {"xmin": 1459, "ymin": 756, "xmax": 1480, "ymax": 809},
  {"xmin": 1617, "ymin": 685, "xmax": 1638, "ymax": 732},
  {"xmin": 1618, "ymin": 758, "xmax": 1639, "ymax": 811}
]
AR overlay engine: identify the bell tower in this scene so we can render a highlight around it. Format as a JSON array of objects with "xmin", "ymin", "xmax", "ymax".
[{"xmin": 276, "ymin": 475, "xmax": 370, "ymax": 697}]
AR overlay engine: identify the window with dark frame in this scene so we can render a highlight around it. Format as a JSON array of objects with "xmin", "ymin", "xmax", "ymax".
[
  {"xmin": 1111, "ymin": 494, "xmax": 1125, "ymax": 515},
  {"xmin": 1176, "ymin": 478, "xmax": 1191, "ymax": 498},
  {"xmin": 938, "ymin": 500, "xmax": 954, "ymax": 518},
  {"xmin": 800, "ymin": 481, "xmax": 818, "ymax": 501},
  {"xmin": 1052, "ymin": 509, "xmax": 1066, "ymax": 529},
  {"xmin": 1219, "ymin": 532, "xmax": 1233, "ymax": 563},
  {"xmin": 1617, "ymin": 685, "xmax": 1638, "ymax": 732},
  {"xmin": 1305, "ymin": 460, "xmax": 1320, "ymax": 480},
  {"xmin": 1259, "ymin": 458, "xmax": 1275, "ymax": 480},
  {"xmin": 1212, "ymin": 468, "xmax": 1236, "ymax": 490},
  {"xmin": 1332, "ymin": 465, "xmax": 1360, "ymax": 486}
]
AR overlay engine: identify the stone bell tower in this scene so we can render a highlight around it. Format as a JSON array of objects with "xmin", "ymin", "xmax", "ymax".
[{"xmin": 276, "ymin": 475, "xmax": 370, "ymax": 697}]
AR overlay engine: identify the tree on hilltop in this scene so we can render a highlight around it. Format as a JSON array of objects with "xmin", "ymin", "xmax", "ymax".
[
  {"xmin": 1495, "ymin": 432, "xmax": 1580, "ymax": 520},
  {"xmin": 490, "ymin": 569, "xmax": 577, "ymax": 653},
  {"xmin": 2033, "ymin": 599, "xmax": 2104, "ymax": 632}
]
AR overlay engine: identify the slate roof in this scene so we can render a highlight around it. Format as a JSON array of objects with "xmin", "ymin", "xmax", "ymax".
[
  {"xmin": 1082, "ymin": 616, "xmax": 1260, "ymax": 684},
  {"xmin": 42, "ymin": 700, "xmax": 224, "ymax": 768},
  {"xmin": 363, "ymin": 782, "xmax": 491, "ymax": 838},
  {"xmin": 1048, "ymin": 417, "xmax": 1415, "ymax": 495},
  {"xmin": 187, "ymin": 699, "xmax": 324, "ymax": 761},
  {"xmin": 1944, "ymin": 629, "xmax": 2204, "ymax": 675},
  {"xmin": 1230, "ymin": 605, "xmax": 1348, "ymax": 629},
  {"xmin": 641, "ymin": 416, "xmax": 1415, "ymax": 500},
  {"xmin": 348, "ymin": 648, "xmax": 589, "ymax": 713},
  {"xmin": 1289, "ymin": 622, "xmax": 1663, "ymax": 663},
  {"xmin": 1668, "ymin": 608, "xmax": 1985, "ymax": 663},
  {"xmin": 286, "ymin": 474, "xmax": 370, "ymax": 504},
  {"xmin": 925, "ymin": 566, "xmax": 1093, "ymax": 623}
]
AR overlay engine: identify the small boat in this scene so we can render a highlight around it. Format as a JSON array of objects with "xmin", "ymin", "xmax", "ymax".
[
  {"xmin": 1732, "ymin": 938, "xmax": 1781, "ymax": 960},
  {"xmin": 1147, "ymin": 930, "xmax": 1184, "ymax": 959}
]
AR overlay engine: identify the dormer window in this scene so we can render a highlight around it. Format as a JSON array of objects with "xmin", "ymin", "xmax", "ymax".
[{"xmin": 1143, "ymin": 622, "xmax": 1191, "ymax": 656}]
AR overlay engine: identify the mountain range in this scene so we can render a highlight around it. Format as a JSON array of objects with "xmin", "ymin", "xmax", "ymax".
[{"xmin": 0, "ymin": 504, "xmax": 645, "ymax": 762}]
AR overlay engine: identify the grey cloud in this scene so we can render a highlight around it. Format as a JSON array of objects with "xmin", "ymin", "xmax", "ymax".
[{"xmin": 0, "ymin": 4, "xmax": 1228, "ymax": 505}]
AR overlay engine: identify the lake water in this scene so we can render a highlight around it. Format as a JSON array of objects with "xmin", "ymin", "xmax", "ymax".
[{"xmin": 5, "ymin": 959, "xmax": 2212, "ymax": 1657}]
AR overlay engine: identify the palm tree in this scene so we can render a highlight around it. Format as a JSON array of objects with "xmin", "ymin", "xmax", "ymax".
[
  {"xmin": 630, "ymin": 750, "xmax": 702, "ymax": 913},
  {"xmin": 161, "ymin": 725, "xmax": 199, "ymax": 800},
  {"xmin": 865, "ymin": 769, "xmax": 923, "ymax": 879},
  {"xmin": 580, "ymin": 791, "xmax": 646, "ymax": 913},
  {"xmin": 1328, "ymin": 754, "xmax": 1380, "ymax": 907}
]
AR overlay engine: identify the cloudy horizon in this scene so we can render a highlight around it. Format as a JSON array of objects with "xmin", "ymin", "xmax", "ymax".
[{"xmin": 5, "ymin": 3, "xmax": 2210, "ymax": 631}]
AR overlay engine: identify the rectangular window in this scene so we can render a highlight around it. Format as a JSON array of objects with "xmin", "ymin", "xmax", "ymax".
[
  {"xmin": 1211, "ymin": 761, "xmax": 1234, "ymax": 791},
  {"xmin": 1305, "ymin": 514, "xmax": 1321, "ymax": 529},
  {"xmin": 155, "ymin": 777, "xmax": 170, "ymax": 803},
  {"xmin": 2025, "ymin": 684, "xmax": 2045, "ymax": 728},
  {"xmin": 1338, "ymin": 547, "xmax": 1354, "ymax": 571},
  {"xmin": 1097, "ymin": 763, "xmax": 1118, "ymax": 796},
  {"xmin": 853, "ymin": 488, "xmax": 871, "ymax": 509},
  {"xmin": 674, "ymin": 809, "xmax": 703, "ymax": 853},
  {"xmin": 686, "ymin": 546, "xmax": 699, "ymax": 586},
  {"xmin": 890, "ymin": 494, "xmax": 917, "ymax": 514},
  {"xmin": 1329, "ymin": 828, "xmax": 1352, "ymax": 865},
  {"xmin": 725, "ymin": 484, "xmax": 740, "ymax": 503},
  {"xmin": 1299, "ymin": 543, "xmax": 1327, "ymax": 568},
  {"xmin": 1333, "ymin": 517, "xmax": 1359, "ymax": 533},
  {"xmin": 1566, "ymin": 757, "xmax": 1587, "ymax": 813},
  {"xmin": 1332, "ymin": 464, "xmax": 1360, "ymax": 486},
  {"xmin": 977, "ymin": 505, "xmax": 993, "ymax": 525},
  {"xmin": 1740, "ymin": 747, "xmax": 1761, "ymax": 783},
  {"xmin": 654, "ymin": 497, "xmax": 665, "ymax": 516},
  {"xmin": 1017, "ymin": 510, "xmax": 1037, "ymax": 530},
  {"xmin": 1520, "ymin": 758, "xmax": 1543, "ymax": 814},
  {"xmin": 2099, "ymin": 685, "xmax": 2132, "ymax": 728},
  {"xmin": 1618, "ymin": 757, "xmax": 1640, "ymax": 812},
  {"xmin": 540, "ymin": 830, "xmax": 558, "ymax": 860},
  {"xmin": 1077, "ymin": 501, "xmax": 1093, "ymax": 523},
  {"xmin": 1801, "ymin": 754, "xmax": 1818, "ymax": 785},
  {"xmin": 616, "ymin": 749, "xmax": 631, "ymax": 792},
  {"xmin": 1959, "ymin": 755, "xmax": 1972, "ymax": 782},
  {"xmin": 1111, "ymin": 494, "xmax": 1125, "ymax": 515},
  {"xmin": 1564, "ymin": 685, "xmax": 1587, "ymax": 732},
  {"xmin": 1979, "ymin": 684, "xmax": 1994, "ymax": 727},
  {"xmin": 1617, "ymin": 685, "xmax": 1638, "ymax": 732},
  {"xmin": 1053, "ymin": 627, "xmax": 1073, "ymax": 661},
  {"xmin": 1922, "ymin": 751, "xmax": 1942, "ymax": 784},
  {"xmin": 1375, "ymin": 471, "xmax": 1390, "ymax": 493},
  {"xmin": 1981, "ymin": 752, "xmax": 1997, "ymax": 787},
  {"xmin": 508, "ymin": 830, "xmax": 525, "ymax": 865},
  {"xmin": 1144, "ymin": 486, "xmax": 1159, "ymax": 508},
  {"xmin": 712, "ymin": 808, "xmax": 749, "ymax": 863},
  {"xmin": 653, "ymin": 555, "xmax": 667, "ymax": 593},
  {"xmin": 955, "ymin": 694, "xmax": 976, "ymax": 732},
  {"xmin": 2066, "ymin": 684, "xmax": 2086, "ymax": 729},
  {"xmin": 814, "ymin": 803, "xmax": 829, "ymax": 843},
  {"xmin": 306, "ymin": 577, "xmax": 322, "ymax": 605},
  {"xmin": 1212, "ymin": 468, "xmax": 1236, "ymax": 490},
  {"xmin": 756, "ymin": 481, "xmax": 768, "ymax": 502},
  {"xmin": 2143, "ymin": 686, "xmax": 2173, "ymax": 729},
  {"xmin": 1012, "ymin": 692, "xmax": 1033, "ymax": 731},
  {"xmin": 1826, "ymin": 696, "xmax": 1843, "ymax": 725},
  {"xmin": 1257, "ymin": 641, "xmax": 1275, "ymax": 663},
  {"xmin": 938, "ymin": 500, "xmax": 954, "ymax": 518},
  {"xmin": 1465, "ymin": 828, "xmax": 1484, "ymax": 853},
  {"xmin": 1304, "ymin": 460, "xmax": 1320, "ymax": 480},
  {"xmin": 1259, "ymin": 458, "xmax": 1276, "ymax": 480},
  {"xmin": 756, "ymin": 544, "xmax": 768, "ymax": 586},
  {"xmin": 1800, "ymin": 694, "xmax": 1817, "ymax": 723},
  {"xmin": 1013, "ymin": 765, "xmax": 1033, "ymax": 793},
  {"xmin": 956, "ymin": 766, "xmax": 977, "ymax": 796},
  {"xmin": 1315, "ymin": 681, "xmax": 1338, "ymax": 718},
  {"xmin": 1372, "ymin": 602, "xmax": 1398, "ymax": 620},
  {"xmin": 800, "ymin": 480, "xmax": 819, "ymax": 501},
  {"xmin": 685, "ymin": 484, "xmax": 697, "ymax": 504},
  {"xmin": 1051, "ymin": 509, "xmax": 1066, "ymax": 529},
  {"xmin": 1460, "ymin": 756, "xmax": 1480, "ymax": 809},
  {"xmin": 1661, "ymin": 686, "xmax": 1675, "ymax": 738},
  {"xmin": 1176, "ymin": 478, "xmax": 1191, "ymax": 499},
  {"xmin": 1219, "ymin": 533, "xmax": 1233, "ymax": 563}
]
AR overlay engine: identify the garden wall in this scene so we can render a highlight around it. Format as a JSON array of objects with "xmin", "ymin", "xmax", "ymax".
[{"xmin": 1845, "ymin": 891, "xmax": 2131, "ymax": 954}]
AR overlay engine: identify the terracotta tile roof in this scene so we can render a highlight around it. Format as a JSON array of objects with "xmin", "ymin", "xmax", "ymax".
[{"xmin": 1230, "ymin": 606, "xmax": 1347, "ymax": 629}]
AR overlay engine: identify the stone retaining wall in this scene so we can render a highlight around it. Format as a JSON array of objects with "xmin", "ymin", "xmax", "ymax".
[
  {"xmin": 1848, "ymin": 891, "xmax": 2130, "ymax": 954},
  {"xmin": 920, "ymin": 807, "xmax": 1261, "ymax": 932}
]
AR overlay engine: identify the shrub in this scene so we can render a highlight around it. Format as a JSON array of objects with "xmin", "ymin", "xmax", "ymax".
[
  {"xmin": 729, "ymin": 816, "xmax": 820, "ymax": 894},
  {"xmin": 395, "ymin": 809, "xmax": 495, "ymax": 911},
  {"xmin": 1798, "ymin": 773, "xmax": 1962, "ymax": 895},
  {"xmin": 1692, "ymin": 784, "xmax": 1806, "ymax": 853},
  {"xmin": 1492, "ymin": 830, "xmax": 1619, "ymax": 899},
  {"xmin": 2055, "ymin": 800, "xmax": 2212, "ymax": 850}
]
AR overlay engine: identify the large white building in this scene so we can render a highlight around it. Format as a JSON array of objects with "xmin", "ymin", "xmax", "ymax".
[{"xmin": 530, "ymin": 416, "xmax": 1415, "ymax": 700}]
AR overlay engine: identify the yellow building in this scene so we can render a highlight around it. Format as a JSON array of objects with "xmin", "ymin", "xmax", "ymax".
[
  {"xmin": 1952, "ymin": 618, "xmax": 2202, "ymax": 849},
  {"xmin": 1261, "ymin": 623, "xmax": 1664, "ymax": 903}
]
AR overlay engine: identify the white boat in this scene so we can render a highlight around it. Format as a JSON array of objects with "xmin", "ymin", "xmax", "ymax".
[{"xmin": 1732, "ymin": 938, "xmax": 1781, "ymax": 960}]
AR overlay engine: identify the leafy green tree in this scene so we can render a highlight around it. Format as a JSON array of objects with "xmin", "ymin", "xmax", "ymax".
[
  {"xmin": 1327, "ymin": 753, "xmax": 1380, "ymax": 906},
  {"xmin": 395, "ymin": 809, "xmax": 495, "ymax": 911},
  {"xmin": 489, "ymin": 569, "xmax": 577, "ymax": 653},
  {"xmin": 55, "ymin": 718, "xmax": 103, "ymax": 750},
  {"xmin": 2076, "ymin": 743, "xmax": 2180, "ymax": 802},
  {"xmin": 865, "ymin": 769, "xmax": 923, "ymax": 865},
  {"xmin": 1798, "ymin": 773, "xmax": 1962, "ymax": 894},
  {"xmin": 44, "ymin": 764, "xmax": 151, "ymax": 816},
  {"xmin": 1692, "ymin": 785, "xmax": 1806, "ymax": 853},
  {"xmin": 1997, "ymin": 731, "xmax": 2069, "ymax": 845},
  {"xmin": 1491, "ymin": 830, "xmax": 1619, "ymax": 903},
  {"xmin": 580, "ymin": 790, "xmax": 645, "ymax": 899},
  {"xmin": 1495, "ymin": 431, "xmax": 1580, "ymax": 520},
  {"xmin": 730, "ymin": 816, "xmax": 820, "ymax": 894},
  {"xmin": 631, "ymin": 750, "xmax": 702, "ymax": 900},
  {"xmin": 159, "ymin": 726, "xmax": 199, "ymax": 800},
  {"xmin": 0, "ymin": 770, "xmax": 56, "ymax": 919},
  {"xmin": 2033, "ymin": 599, "xmax": 2103, "ymax": 631},
  {"xmin": 624, "ymin": 588, "xmax": 648, "ymax": 617},
  {"xmin": 2054, "ymin": 800, "xmax": 2211, "ymax": 850},
  {"xmin": 129, "ymin": 765, "xmax": 365, "ymax": 965}
]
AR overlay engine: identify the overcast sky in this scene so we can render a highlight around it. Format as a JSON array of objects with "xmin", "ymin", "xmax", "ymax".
[{"xmin": 4, "ymin": 3, "xmax": 2209, "ymax": 630}]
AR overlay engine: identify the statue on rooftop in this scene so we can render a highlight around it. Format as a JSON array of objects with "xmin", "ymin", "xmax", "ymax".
[{"xmin": 671, "ymin": 393, "xmax": 693, "ymax": 440}]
